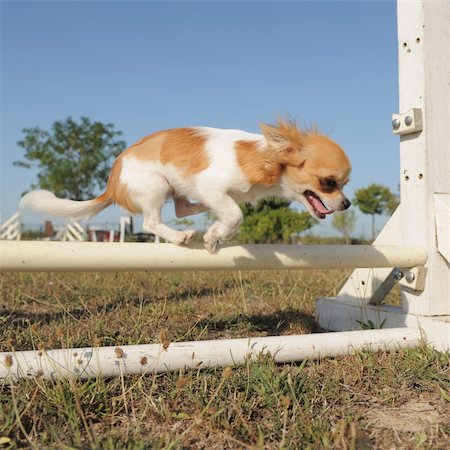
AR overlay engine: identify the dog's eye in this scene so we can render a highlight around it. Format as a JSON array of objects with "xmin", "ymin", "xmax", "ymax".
[{"xmin": 321, "ymin": 178, "xmax": 337, "ymax": 189}]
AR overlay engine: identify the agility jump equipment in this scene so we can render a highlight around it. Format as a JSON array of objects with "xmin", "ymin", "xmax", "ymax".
[
  {"xmin": 1, "ymin": 0, "xmax": 449, "ymax": 380},
  {"xmin": 0, "ymin": 212, "xmax": 21, "ymax": 241}
]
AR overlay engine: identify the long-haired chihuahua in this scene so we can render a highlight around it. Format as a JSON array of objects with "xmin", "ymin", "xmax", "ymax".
[{"xmin": 21, "ymin": 118, "xmax": 352, "ymax": 252}]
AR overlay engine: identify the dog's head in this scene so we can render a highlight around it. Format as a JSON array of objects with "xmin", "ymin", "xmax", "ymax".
[{"xmin": 260, "ymin": 118, "xmax": 352, "ymax": 219}]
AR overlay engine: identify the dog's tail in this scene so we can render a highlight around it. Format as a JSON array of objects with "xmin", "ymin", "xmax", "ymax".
[{"xmin": 20, "ymin": 190, "xmax": 113, "ymax": 221}]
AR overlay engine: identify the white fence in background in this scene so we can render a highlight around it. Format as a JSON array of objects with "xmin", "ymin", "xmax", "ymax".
[
  {"xmin": 55, "ymin": 219, "xmax": 87, "ymax": 242},
  {"xmin": 0, "ymin": 212, "xmax": 21, "ymax": 241}
]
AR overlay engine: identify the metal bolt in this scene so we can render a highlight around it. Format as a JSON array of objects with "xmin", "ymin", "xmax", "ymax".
[
  {"xmin": 404, "ymin": 116, "xmax": 413, "ymax": 126},
  {"xmin": 393, "ymin": 269, "xmax": 404, "ymax": 281},
  {"xmin": 404, "ymin": 271, "xmax": 416, "ymax": 283},
  {"xmin": 392, "ymin": 118, "xmax": 401, "ymax": 130}
]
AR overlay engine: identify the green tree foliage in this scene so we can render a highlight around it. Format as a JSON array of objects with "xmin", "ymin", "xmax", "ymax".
[
  {"xmin": 171, "ymin": 218, "xmax": 195, "ymax": 229},
  {"xmin": 238, "ymin": 198, "xmax": 317, "ymax": 244},
  {"xmin": 14, "ymin": 116, "xmax": 126, "ymax": 200},
  {"xmin": 353, "ymin": 183, "xmax": 398, "ymax": 240},
  {"xmin": 331, "ymin": 209, "xmax": 357, "ymax": 244},
  {"xmin": 386, "ymin": 188, "xmax": 400, "ymax": 215}
]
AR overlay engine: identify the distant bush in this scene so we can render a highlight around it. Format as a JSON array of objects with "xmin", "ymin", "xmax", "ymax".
[
  {"xmin": 299, "ymin": 234, "xmax": 371, "ymax": 245},
  {"xmin": 20, "ymin": 230, "xmax": 45, "ymax": 240}
]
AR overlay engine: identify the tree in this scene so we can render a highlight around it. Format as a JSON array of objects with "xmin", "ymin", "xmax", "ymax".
[
  {"xmin": 171, "ymin": 218, "xmax": 195, "ymax": 229},
  {"xmin": 238, "ymin": 198, "xmax": 317, "ymax": 244},
  {"xmin": 331, "ymin": 210, "xmax": 356, "ymax": 244},
  {"xmin": 14, "ymin": 116, "xmax": 126, "ymax": 200},
  {"xmin": 353, "ymin": 184, "xmax": 397, "ymax": 240},
  {"xmin": 387, "ymin": 186, "xmax": 400, "ymax": 215}
]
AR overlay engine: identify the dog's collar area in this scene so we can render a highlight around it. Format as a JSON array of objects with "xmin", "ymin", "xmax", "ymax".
[{"xmin": 304, "ymin": 190, "xmax": 334, "ymax": 219}]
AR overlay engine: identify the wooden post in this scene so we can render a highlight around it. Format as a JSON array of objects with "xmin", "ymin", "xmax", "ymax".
[
  {"xmin": 316, "ymin": 0, "xmax": 450, "ymax": 350},
  {"xmin": 397, "ymin": 0, "xmax": 450, "ymax": 315}
]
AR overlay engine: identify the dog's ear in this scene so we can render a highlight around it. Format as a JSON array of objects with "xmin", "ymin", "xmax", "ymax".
[
  {"xmin": 260, "ymin": 123, "xmax": 292, "ymax": 149},
  {"xmin": 260, "ymin": 119, "xmax": 305, "ymax": 166}
]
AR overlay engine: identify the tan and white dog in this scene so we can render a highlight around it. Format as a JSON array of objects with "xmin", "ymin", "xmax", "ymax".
[{"xmin": 20, "ymin": 118, "xmax": 352, "ymax": 252}]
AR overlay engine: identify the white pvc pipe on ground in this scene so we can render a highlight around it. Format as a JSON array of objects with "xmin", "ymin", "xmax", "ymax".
[
  {"xmin": 0, "ymin": 328, "xmax": 422, "ymax": 380},
  {"xmin": 0, "ymin": 241, "xmax": 427, "ymax": 272}
]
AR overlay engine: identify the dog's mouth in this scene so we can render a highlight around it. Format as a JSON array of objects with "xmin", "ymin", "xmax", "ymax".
[{"xmin": 304, "ymin": 190, "xmax": 334, "ymax": 219}]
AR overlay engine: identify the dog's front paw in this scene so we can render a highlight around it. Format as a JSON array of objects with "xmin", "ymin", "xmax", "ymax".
[
  {"xmin": 203, "ymin": 235, "xmax": 220, "ymax": 254},
  {"xmin": 168, "ymin": 229, "xmax": 196, "ymax": 245},
  {"xmin": 182, "ymin": 229, "xmax": 196, "ymax": 244}
]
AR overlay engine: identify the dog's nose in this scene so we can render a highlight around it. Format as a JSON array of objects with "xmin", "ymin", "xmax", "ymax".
[{"xmin": 342, "ymin": 198, "xmax": 351, "ymax": 210}]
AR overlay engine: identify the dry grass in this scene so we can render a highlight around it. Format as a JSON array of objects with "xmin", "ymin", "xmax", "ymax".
[{"xmin": 0, "ymin": 269, "xmax": 448, "ymax": 449}]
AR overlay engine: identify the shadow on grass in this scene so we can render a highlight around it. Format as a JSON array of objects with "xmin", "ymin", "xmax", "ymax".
[
  {"xmin": 2, "ymin": 282, "xmax": 236, "ymax": 328},
  {"xmin": 196, "ymin": 308, "xmax": 317, "ymax": 336}
]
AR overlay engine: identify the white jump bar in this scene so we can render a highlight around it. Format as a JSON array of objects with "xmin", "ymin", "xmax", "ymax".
[
  {"xmin": 0, "ymin": 241, "xmax": 427, "ymax": 272},
  {"xmin": 0, "ymin": 328, "xmax": 422, "ymax": 380}
]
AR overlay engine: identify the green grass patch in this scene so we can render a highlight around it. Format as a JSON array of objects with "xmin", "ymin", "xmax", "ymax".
[{"xmin": 1, "ymin": 270, "xmax": 448, "ymax": 449}]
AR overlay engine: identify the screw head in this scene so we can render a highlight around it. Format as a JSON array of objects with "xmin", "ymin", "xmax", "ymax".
[
  {"xmin": 392, "ymin": 118, "xmax": 401, "ymax": 130},
  {"xmin": 393, "ymin": 269, "xmax": 404, "ymax": 281},
  {"xmin": 405, "ymin": 116, "xmax": 413, "ymax": 126},
  {"xmin": 404, "ymin": 272, "xmax": 416, "ymax": 283}
]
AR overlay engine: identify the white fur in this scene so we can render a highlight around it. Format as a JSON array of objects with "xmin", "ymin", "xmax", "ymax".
[
  {"xmin": 189, "ymin": 128, "xmax": 276, "ymax": 250},
  {"xmin": 20, "ymin": 190, "xmax": 108, "ymax": 221},
  {"xmin": 119, "ymin": 157, "xmax": 197, "ymax": 244},
  {"xmin": 118, "ymin": 127, "xmax": 272, "ymax": 250}
]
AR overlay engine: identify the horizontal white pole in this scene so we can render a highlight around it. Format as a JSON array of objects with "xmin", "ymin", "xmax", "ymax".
[
  {"xmin": 316, "ymin": 298, "xmax": 450, "ymax": 352},
  {"xmin": 0, "ymin": 241, "xmax": 427, "ymax": 272},
  {"xmin": 0, "ymin": 328, "xmax": 422, "ymax": 380}
]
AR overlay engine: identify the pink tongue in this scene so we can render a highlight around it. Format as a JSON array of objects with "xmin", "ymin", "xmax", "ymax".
[{"xmin": 309, "ymin": 195, "xmax": 332, "ymax": 214}]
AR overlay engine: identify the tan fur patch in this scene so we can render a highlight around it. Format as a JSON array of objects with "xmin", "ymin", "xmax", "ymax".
[
  {"xmin": 235, "ymin": 140, "xmax": 281, "ymax": 185},
  {"xmin": 127, "ymin": 128, "xmax": 209, "ymax": 175},
  {"xmin": 101, "ymin": 128, "xmax": 209, "ymax": 213},
  {"xmin": 260, "ymin": 117, "xmax": 305, "ymax": 151},
  {"xmin": 104, "ymin": 156, "xmax": 140, "ymax": 214},
  {"xmin": 160, "ymin": 128, "xmax": 209, "ymax": 175},
  {"xmin": 127, "ymin": 130, "xmax": 169, "ymax": 163}
]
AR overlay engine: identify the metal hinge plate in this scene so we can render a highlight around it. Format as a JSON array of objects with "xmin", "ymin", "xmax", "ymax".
[
  {"xmin": 392, "ymin": 108, "xmax": 423, "ymax": 135},
  {"xmin": 394, "ymin": 266, "xmax": 428, "ymax": 291}
]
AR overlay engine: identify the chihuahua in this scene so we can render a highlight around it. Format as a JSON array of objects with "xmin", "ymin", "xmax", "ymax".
[{"xmin": 21, "ymin": 118, "xmax": 352, "ymax": 252}]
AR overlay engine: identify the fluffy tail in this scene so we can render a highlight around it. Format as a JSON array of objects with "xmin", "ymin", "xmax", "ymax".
[{"xmin": 20, "ymin": 190, "xmax": 112, "ymax": 221}]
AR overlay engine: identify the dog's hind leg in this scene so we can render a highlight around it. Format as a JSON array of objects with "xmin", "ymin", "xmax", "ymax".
[{"xmin": 139, "ymin": 173, "xmax": 196, "ymax": 245}]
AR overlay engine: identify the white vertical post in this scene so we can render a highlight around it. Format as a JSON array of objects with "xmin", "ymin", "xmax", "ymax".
[
  {"xmin": 119, "ymin": 216, "xmax": 131, "ymax": 243},
  {"xmin": 397, "ymin": 0, "xmax": 450, "ymax": 316}
]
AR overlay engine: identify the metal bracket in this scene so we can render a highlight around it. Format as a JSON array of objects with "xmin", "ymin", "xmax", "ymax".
[
  {"xmin": 392, "ymin": 108, "xmax": 423, "ymax": 135},
  {"xmin": 393, "ymin": 267, "xmax": 428, "ymax": 291}
]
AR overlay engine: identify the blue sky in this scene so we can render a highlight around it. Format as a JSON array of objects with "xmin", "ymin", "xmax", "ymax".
[{"xmin": 1, "ymin": 0, "xmax": 399, "ymax": 237}]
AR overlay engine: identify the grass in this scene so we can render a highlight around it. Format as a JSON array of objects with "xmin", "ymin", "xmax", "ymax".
[{"xmin": 0, "ymin": 269, "xmax": 449, "ymax": 449}]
